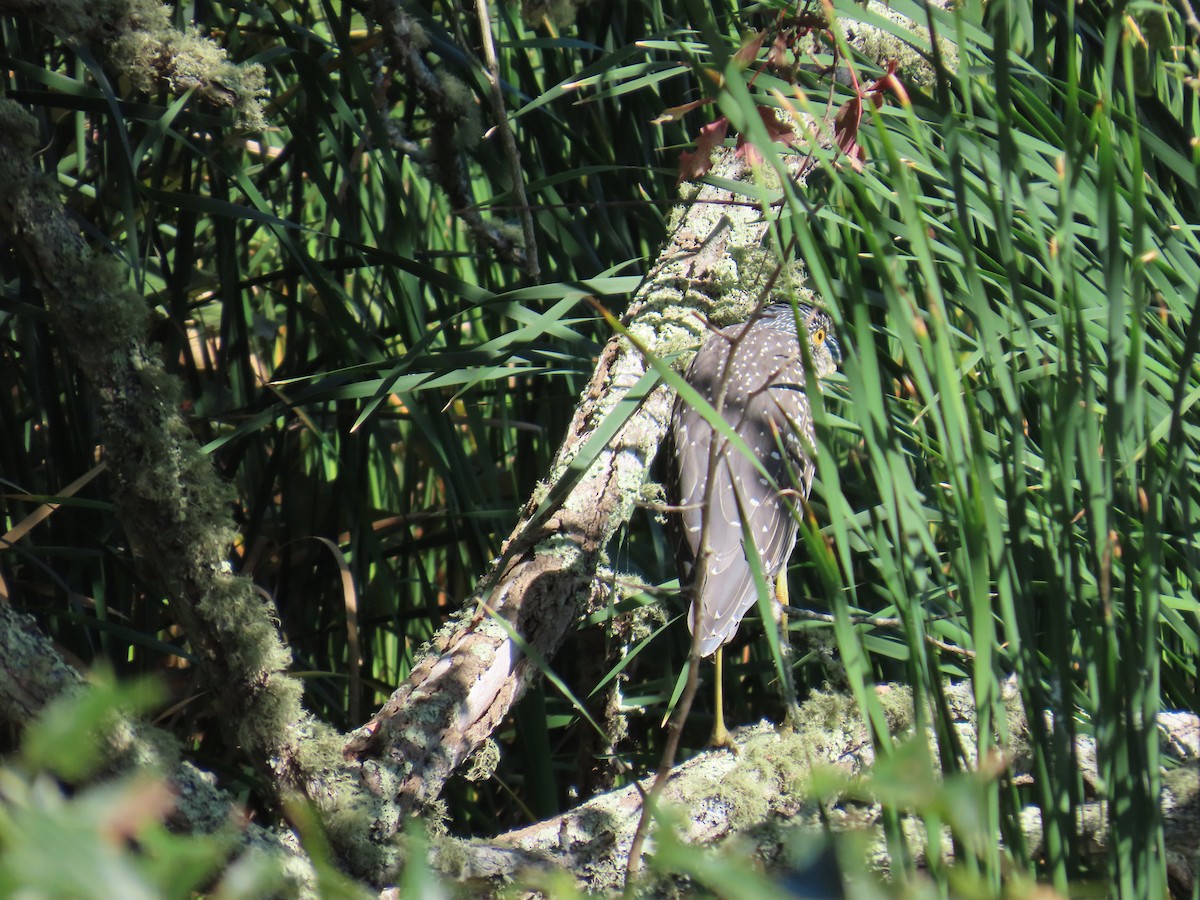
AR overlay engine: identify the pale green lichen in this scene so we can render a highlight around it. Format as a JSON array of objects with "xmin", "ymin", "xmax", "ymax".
[
  {"xmin": 95, "ymin": 0, "xmax": 268, "ymax": 131},
  {"xmin": 464, "ymin": 738, "xmax": 500, "ymax": 782},
  {"xmin": 1163, "ymin": 763, "xmax": 1200, "ymax": 809},
  {"xmin": 425, "ymin": 832, "xmax": 474, "ymax": 883},
  {"xmin": 843, "ymin": 0, "xmax": 959, "ymax": 88}
]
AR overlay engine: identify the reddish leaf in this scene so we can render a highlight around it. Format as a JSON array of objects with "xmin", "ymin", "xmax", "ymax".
[
  {"xmin": 868, "ymin": 60, "xmax": 910, "ymax": 107},
  {"xmin": 756, "ymin": 106, "xmax": 797, "ymax": 146},
  {"xmin": 766, "ymin": 32, "xmax": 791, "ymax": 68},
  {"xmin": 734, "ymin": 107, "xmax": 798, "ymax": 166},
  {"xmin": 678, "ymin": 116, "xmax": 730, "ymax": 182},
  {"xmin": 734, "ymin": 132, "xmax": 759, "ymax": 166},
  {"xmin": 830, "ymin": 59, "xmax": 908, "ymax": 171},
  {"xmin": 833, "ymin": 92, "xmax": 865, "ymax": 171},
  {"xmin": 733, "ymin": 30, "xmax": 767, "ymax": 67}
]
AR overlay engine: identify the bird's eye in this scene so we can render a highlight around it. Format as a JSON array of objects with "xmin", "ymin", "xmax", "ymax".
[{"xmin": 813, "ymin": 328, "xmax": 826, "ymax": 345}]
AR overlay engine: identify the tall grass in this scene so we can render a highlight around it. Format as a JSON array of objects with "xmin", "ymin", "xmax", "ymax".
[
  {"xmin": 1, "ymin": 0, "xmax": 1197, "ymax": 891},
  {"xmin": 759, "ymin": 0, "xmax": 1198, "ymax": 889}
]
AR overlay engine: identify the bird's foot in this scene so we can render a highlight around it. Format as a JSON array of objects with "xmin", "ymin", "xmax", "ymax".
[
  {"xmin": 780, "ymin": 702, "xmax": 804, "ymax": 735},
  {"xmin": 707, "ymin": 719, "xmax": 740, "ymax": 753}
]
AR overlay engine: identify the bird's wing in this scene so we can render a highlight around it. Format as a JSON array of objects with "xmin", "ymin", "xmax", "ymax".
[
  {"xmin": 670, "ymin": 326, "xmax": 817, "ymax": 657},
  {"xmin": 690, "ymin": 421, "xmax": 804, "ymax": 656}
]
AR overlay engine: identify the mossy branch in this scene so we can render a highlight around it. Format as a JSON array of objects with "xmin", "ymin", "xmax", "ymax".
[
  {"xmin": 366, "ymin": 0, "xmax": 528, "ymax": 268},
  {"xmin": 424, "ymin": 686, "xmax": 1200, "ymax": 895},
  {"xmin": 0, "ymin": 0, "xmax": 266, "ymax": 130},
  {"xmin": 0, "ymin": 98, "xmax": 384, "ymax": 869},
  {"xmin": 341, "ymin": 150, "xmax": 813, "ymax": 829},
  {"xmin": 338, "ymin": 0, "xmax": 955, "ymax": 857},
  {"xmin": 0, "ymin": 601, "xmax": 320, "ymax": 895}
]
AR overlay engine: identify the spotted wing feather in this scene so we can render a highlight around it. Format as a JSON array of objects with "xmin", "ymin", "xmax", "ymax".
[{"xmin": 668, "ymin": 309, "xmax": 819, "ymax": 657}]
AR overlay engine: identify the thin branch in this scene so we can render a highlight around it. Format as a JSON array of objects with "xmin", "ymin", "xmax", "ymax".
[
  {"xmin": 475, "ymin": 0, "xmax": 540, "ymax": 280},
  {"xmin": 368, "ymin": 0, "xmax": 528, "ymax": 269}
]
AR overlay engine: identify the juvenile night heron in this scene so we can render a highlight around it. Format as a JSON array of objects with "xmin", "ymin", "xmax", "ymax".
[{"xmin": 668, "ymin": 302, "xmax": 841, "ymax": 746}]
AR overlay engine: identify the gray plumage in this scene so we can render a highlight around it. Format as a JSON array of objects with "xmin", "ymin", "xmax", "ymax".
[{"xmin": 669, "ymin": 303, "xmax": 841, "ymax": 657}]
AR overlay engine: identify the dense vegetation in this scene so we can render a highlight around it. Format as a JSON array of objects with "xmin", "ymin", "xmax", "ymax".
[{"xmin": 1, "ymin": 0, "xmax": 1198, "ymax": 895}]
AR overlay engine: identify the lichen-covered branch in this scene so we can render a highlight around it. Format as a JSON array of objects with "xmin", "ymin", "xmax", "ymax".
[
  {"xmin": 0, "ymin": 0, "xmax": 265, "ymax": 130},
  {"xmin": 0, "ymin": 600, "xmax": 89, "ymax": 727},
  {"xmin": 427, "ymin": 686, "xmax": 1200, "ymax": 896},
  {"xmin": 340, "ymin": 151, "xmax": 815, "ymax": 832},
  {"xmin": 337, "ymin": 0, "xmax": 958, "ymax": 858},
  {"xmin": 454, "ymin": 703, "xmax": 876, "ymax": 894},
  {"xmin": 0, "ymin": 601, "xmax": 319, "ymax": 894},
  {"xmin": 366, "ymin": 0, "xmax": 528, "ymax": 268},
  {"xmin": 0, "ymin": 98, "xmax": 368, "ymax": 862}
]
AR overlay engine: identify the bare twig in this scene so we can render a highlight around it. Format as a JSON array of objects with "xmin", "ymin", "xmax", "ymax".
[
  {"xmin": 475, "ymin": 0, "xmax": 540, "ymax": 280},
  {"xmin": 368, "ymin": 0, "xmax": 529, "ymax": 269}
]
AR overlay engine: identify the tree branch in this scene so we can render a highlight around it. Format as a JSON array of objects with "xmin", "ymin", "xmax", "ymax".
[
  {"xmin": 0, "ymin": 0, "xmax": 265, "ymax": 130},
  {"xmin": 341, "ymin": 150, "xmax": 814, "ymax": 831},
  {"xmin": 429, "ymin": 685, "xmax": 1200, "ymax": 896},
  {"xmin": 367, "ymin": 0, "xmax": 528, "ymax": 268},
  {"xmin": 0, "ymin": 600, "xmax": 320, "ymax": 895},
  {"xmin": 0, "ymin": 98, "xmax": 370, "ymax": 863}
]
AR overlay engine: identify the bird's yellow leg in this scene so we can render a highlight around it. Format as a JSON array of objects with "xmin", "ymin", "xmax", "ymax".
[
  {"xmin": 775, "ymin": 569, "xmax": 803, "ymax": 732},
  {"xmin": 709, "ymin": 647, "xmax": 734, "ymax": 749}
]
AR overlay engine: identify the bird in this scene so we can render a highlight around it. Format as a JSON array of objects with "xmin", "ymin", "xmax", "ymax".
[{"xmin": 667, "ymin": 301, "xmax": 841, "ymax": 746}]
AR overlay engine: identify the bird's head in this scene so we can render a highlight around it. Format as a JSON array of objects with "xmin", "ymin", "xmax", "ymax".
[{"xmin": 797, "ymin": 305, "xmax": 842, "ymax": 377}]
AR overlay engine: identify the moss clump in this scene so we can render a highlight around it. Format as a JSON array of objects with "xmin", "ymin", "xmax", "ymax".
[
  {"xmin": 102, "ymin": 0, "xmax": 268, "ymax": 131},
  {"xmin": 1163, "ymin": 763, "xmax": 1200, "ymax": 809},
  {"xmin": 464, "ymin": 738, "xmax": 500, "ymax": 782},
  {"xmin": 520, "ymin": 0, "xmax": 584, "ymax": 28},
  {"xmin": 436, "ymin": 73, "xmax": 482, "ymax": 152}
]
